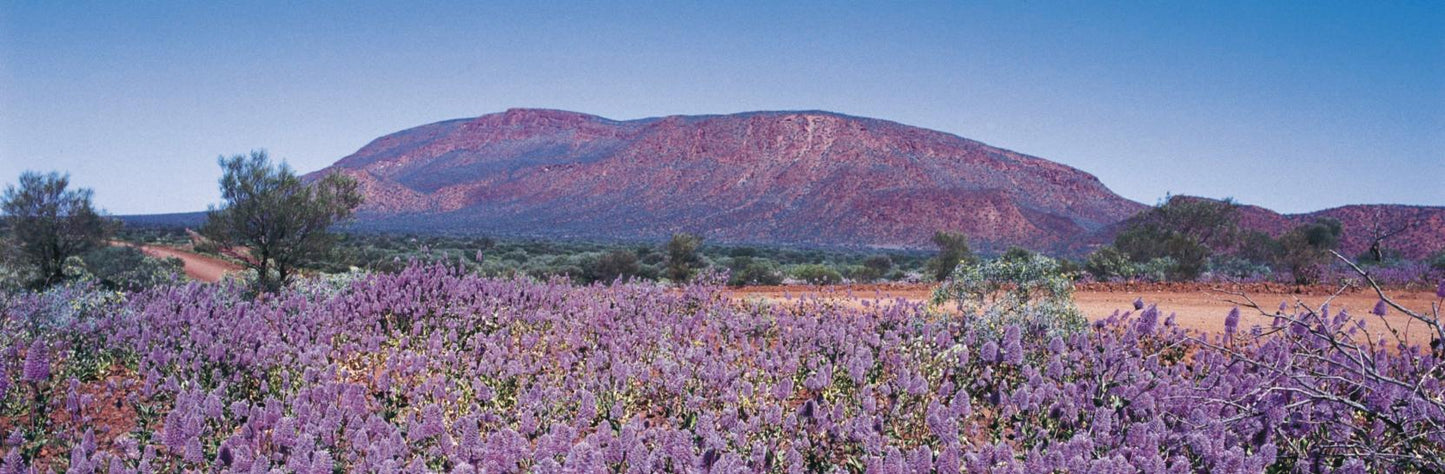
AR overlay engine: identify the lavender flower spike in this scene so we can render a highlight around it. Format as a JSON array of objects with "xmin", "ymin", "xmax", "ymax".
[
  {"xmin": 22, "ymin": 339, "xmax": 49, "ymax": 383},
  {"xmin": 1224, "ymin": 307, "xmax": 1240, "ymax": 336}
]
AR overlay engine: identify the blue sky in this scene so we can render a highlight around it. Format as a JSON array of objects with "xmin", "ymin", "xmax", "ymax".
[{"xmin": 1, "ymin": 1, "xmax": 1441, "ymax": 214}]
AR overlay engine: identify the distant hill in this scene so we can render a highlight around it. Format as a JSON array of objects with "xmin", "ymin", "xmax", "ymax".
[
  {"xmin": 305, "ymin": 108, "xmax": 1146, "ymax": 251},
  {"xmin": 118, "ymin": 211, "xmax": 206, "ymax": 229},
  {"xmin": 127, "ymin": 108, "xmax": 1439, "ymax": 258},
  {"xmin": 1078, "ymin": 197, "xmax": 1445, "ymax": 259}
]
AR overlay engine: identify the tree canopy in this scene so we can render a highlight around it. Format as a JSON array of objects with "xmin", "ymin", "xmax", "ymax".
[
  {"xmin": 1111, "ymin": 196, "xmax": 1239, "ymax": 281},
  {"xmin": 1, "ymin": 171, "xmax": 111, "ymax": 288},
  {"xmin": 202, "ymin": 150, "xmax": 363, "ymax": 293},
  {"xmin": 927, "ymin": 230, "xmax": 975, "ymax": 282},
  {"xmin": 664, "ymin": 233, "xmax": 704, "ymax": 284}
]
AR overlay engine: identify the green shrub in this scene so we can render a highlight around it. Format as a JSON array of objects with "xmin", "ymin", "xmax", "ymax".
[
  {"xmin": 664, "ymin": 233, "xmax": 705, "ymax": 283},
  {"xmin": 932, "ymin": 254, "xmax": 1086, "ymax": 339},
  {"xmin": 1135, "ymin": 257, "xmax": 1178, "ymax": 282},
  {"xmin": 1084, "ymin": 245, "xmax": 1136, "ymax": 281},
  {"xmin": 926, "ymin": 231, "xmax": 975, "ymax": 282},
  {"xmin": 1276, "ymin": 218, "xmax": 1343, "ymax": 284},
  {"xmin": 1208, "ymin": 256, "xmax": 1272, "ymax": 280},
  {"xmin": 79, "ymin": 246, "xmax": 184, "ymax": 291},
  {"xmin": 791, "ymin": 264, "xmax": 843, "ymax": 285},
  {"xmin": 593, "ymin": 249, "xmax": 641, "ymax": 283},
  {"xmin": 1115, "ymin": 225, "xmax": 1208, "ymax": 280},
  {"xmin": 729, "ymin": 259, "xmax": 783, "ymax": 287}
]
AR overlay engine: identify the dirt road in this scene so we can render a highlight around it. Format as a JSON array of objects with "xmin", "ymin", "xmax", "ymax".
[
  {"xmin": 728, "ymin": 283, "xmax": 1442, "ymax": 343},
  {"xmin": 137, "ymin": 245, "xmax": 241, "ymax": 283}
]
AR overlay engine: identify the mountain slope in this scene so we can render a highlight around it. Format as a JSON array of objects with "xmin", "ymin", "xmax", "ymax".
[
  {"xmin": 309, "ymin": 108, "xmax": 1442, "ymax": 257},
  {"xmin": 313, "ymin": 109, "xmax": 1146, "ymax": 249}
]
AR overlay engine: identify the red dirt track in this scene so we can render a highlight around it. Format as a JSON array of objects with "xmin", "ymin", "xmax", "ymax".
[{"xmin": 136, "ymin": 245, "xmax": 241, "ymax": 282}]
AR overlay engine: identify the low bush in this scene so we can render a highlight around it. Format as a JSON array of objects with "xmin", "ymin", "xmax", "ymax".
[
  {"xmin": 933, "ymin": 253, "xmax": 1087, "ymax": 339},
  {"xmin": 790, "ymin": 263, "xmax": 843, "ymax": 285}
]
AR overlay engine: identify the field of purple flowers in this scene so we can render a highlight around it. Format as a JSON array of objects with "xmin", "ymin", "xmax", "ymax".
[{"xmin": 1, "ymin": 263, "xmax": 1442, "ymax": 473}]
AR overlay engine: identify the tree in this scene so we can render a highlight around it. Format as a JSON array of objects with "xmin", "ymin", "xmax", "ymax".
[
  {"xmin": 1361, "ymin": 207, "xmax": 1423, "ymax": 264},
  {"xmin": 664, "ymin": 233, "xmax": 704, "ymax": 283},
  {"xmin": 1114, "ymin": 224, "xmax": 1210, "ymax": 280},
  {"xmin": 1276, "ymin": 218, "xmax": 1343, "ymax": 284},
  {"xmin": 728, "ymin": 258, "xmax": 783, "ymax": 286},
  {"xmin": 927, "ymin": 230, "xmax": 975, "ymax": 282},
  {"xmin": 1234, "ymin": 230, "xmax": 1282, "ymax": 266},
  {"xmin": 1113, "ymin": 196, "xmax": 1238, "ymax": 281},
  {"xmin": 1, "ymin": 171, "xmax": 111, "ymax": 288},
  {"xmin": 851, "ymin": 254, "xmax": 894, "ymax": 282},
  {"xmin": 202, "ymin": 150, "xmax": 363, "ymax": 293},
  {"xmin": 594, "ymin": 249, "xmax": 641, "ymax": 283}
]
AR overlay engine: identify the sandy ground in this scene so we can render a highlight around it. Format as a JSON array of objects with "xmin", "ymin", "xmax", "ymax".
[
  {"xmin": 135, "ymin": 244, "xmax": 242, "ymax": 282},
  {"xmin": 118, "ymin": 242, "xmax": 1442, "ymax": 342},
  {"xmin": 728, "ymin": 283, "xmax": 1443, "ymax": 343}
]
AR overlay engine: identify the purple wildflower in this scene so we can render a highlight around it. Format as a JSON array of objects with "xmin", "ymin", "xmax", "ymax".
[
  {"xmin": 1137, "ymin": 306, "xmax": 1159, "ymax": 336},
  {"xmin": 1002, "ymin": 326, "xmax": 1023, "ymax": 365},
  {"xmin": 1133, "ymin": 297, "xmax": 1144, "ymax": 310},
  {"xmin": 1224, "ymin": 307, "xmax": 1240, "ymax": 336},
  {"xmin": 979, "ymin": 341, "xmax": 999, "ymax": 363},
  {"xmin": 21, "ymin": 340, "xmax": 49, "ymax": 383},
  {"xmin": 1371, "ymin": 300, "xmax": 1388, "ymax": 317},
  {"xmin": 1436, "ymin": 279, "xmax": 1445, "ymax": 299}
]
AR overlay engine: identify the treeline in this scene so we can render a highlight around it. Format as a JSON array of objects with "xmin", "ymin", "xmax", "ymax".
[
  {"xmin": 0, "ymin": 172, "xmax": 184, "ymax": 292},
  {"xmin": 136, "ymin": 229, "xmax": 940, "ymax": 287},
  {"xmin": 116, "ymin": 197, "xmax": 1445, "ymax": 289},
  {"xmin": 2, "ymin": 151, "xmax": 363, "ymax": 294},
  {"xmin": 1083, "ymin": 196, "xmax": 1443, "ymax": 284},
  {"xmin": 7, "ymin": 161, "xmax": 1442, "ymax": 292}
]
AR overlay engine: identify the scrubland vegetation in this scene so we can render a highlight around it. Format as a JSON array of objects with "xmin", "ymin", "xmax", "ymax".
[
  {"xmin": 2, "ymin": 166, "xmax": 1443, "ymax": 472},
  {"xmin": 2, "ymin": 256, "xmax": 1443, "ymax": 472}
]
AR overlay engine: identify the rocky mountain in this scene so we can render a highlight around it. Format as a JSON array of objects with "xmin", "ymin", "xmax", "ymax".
[
  {"xmin": 308, "ymin": 108, "xmax": 1442, "ymax": 257},
  {"xmin": 311, "ymin": 108, "xmax": 1146, "ymax": 250}
]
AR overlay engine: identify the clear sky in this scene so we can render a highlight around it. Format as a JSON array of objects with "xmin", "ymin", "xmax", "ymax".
[{"xmin": 1, "ymin": 1, "xmax": 1441, "ymax": 215}]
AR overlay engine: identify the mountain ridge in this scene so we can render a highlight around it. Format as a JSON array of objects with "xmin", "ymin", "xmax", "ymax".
[
  {"xmin": 298, "ymin": 108, "xmax": 1443, "ymax": 257},
  {"xmin": 310, "ymin": 108, "xmax": 1144, "ymax": 252}
]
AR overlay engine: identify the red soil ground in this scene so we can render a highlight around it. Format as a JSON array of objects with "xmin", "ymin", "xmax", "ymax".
[
  {"xmin": 125, "ymin": 243, "xmax": 1443, "ymax": 342},
  {"xmin": 136, "ymin": 244, "xmax": 242, "ymax": 282},
  {"xmin": 727, "ymin": 282, "xmax": 1442, "ymax": 344}
]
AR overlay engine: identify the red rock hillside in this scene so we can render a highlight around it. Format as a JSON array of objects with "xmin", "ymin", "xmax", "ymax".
[
  {"xmin": 308, "ymin": 108, "xmax": 1442, "ymax": 256},
  {"xmin": 309, "ymin": 109, "xmax": 1146, "ymax": 250}
]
